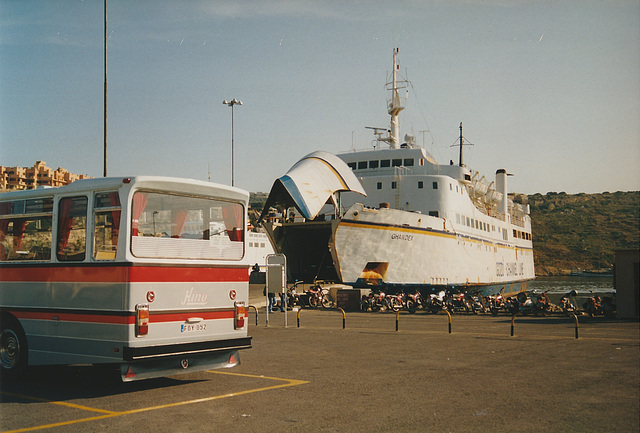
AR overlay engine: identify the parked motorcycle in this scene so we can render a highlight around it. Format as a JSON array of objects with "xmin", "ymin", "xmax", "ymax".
[
  {"xmin": 425, "ymin": 290, "xmax": 447, "ymax": 314},
  {"xmin": 361, "ymin": 290, "xmax": 384, "ymax": 312},
  {"xmin": 601, "ymin": 295, "xmax": 617, "ymax": 319},
  {"xmin": 387, "ymin": 292, "xmax": 405, "ymax": 312},
  {"xmin": 306, "ymin": 284, "xmax": 326, "ymax": 308},
  {"xmin": 487, "ymin": 295, "xmax": 505, "ymax": 315},
  {"xmin": 583, "ymin": 295, "xmax": 603, "ymax": 316},
  {"xmin": 504, "ymin": 297, "xmax": 520, "ymax": 315},
  {"xmin": 287, "ymin": 285, "xmax": 301, "ymax": 307},
  {"xmin": 405, "ymin": 290, "xmax": 424, "ymax": 314},
  {"xmin": 465, "ymin": 292, "xmax": 486, "ymax": 314}
]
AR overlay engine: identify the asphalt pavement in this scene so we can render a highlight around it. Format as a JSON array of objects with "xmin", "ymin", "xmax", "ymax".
[{"xmin": 1, "ymin": 309, "xmax": 638, "ymax": 433}]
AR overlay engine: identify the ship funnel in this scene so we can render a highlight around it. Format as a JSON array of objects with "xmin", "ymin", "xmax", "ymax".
[{"xmin": 496, "ymin": 169, "xmax": 508, "ymax": 218}]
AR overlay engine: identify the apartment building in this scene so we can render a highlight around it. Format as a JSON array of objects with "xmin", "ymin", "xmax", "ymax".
[{"xmin": 0, "ymin": 161, "xmax": 91, "ymax": 191}]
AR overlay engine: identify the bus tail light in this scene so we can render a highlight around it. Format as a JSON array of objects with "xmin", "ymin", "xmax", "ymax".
[
  {"xmin": 136, "ymin": 304, "xmax": 149, "ymax": 336},
  {"xmin": 234, "ymin": 301, "xmax": 245, "ymax": 329}
]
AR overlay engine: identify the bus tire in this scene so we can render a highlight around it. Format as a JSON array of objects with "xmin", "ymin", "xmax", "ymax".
[{"xmin": 0, "ymin": 315, "xmax": 28, "ymax": 380}]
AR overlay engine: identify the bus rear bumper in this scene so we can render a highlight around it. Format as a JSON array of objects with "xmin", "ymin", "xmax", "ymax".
[
  {"xmin": 120, "ymin": 348, "xmax": 242, "ymax": 382},
  {"xmin": 120, "ymin": 336, "xmax": 251, "ymax": 381}
]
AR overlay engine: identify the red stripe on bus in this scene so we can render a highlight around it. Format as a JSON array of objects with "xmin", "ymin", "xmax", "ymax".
[
  {"xmin": 11, "ymin": 310, "xmax": 134, "ymax": 325},
  {"xmin": 150, "ymin": 310, "xmax": 235, "ymax": 322},
  {"xmin": 0, "ymin": 265, "xmax": 248, "ymax": 283},
  {"xmin": 8, "ymin": 309, "xmax": 245, "ymax": 325}
]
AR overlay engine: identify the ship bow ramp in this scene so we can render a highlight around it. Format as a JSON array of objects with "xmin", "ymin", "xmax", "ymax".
[{"xmin": 259, "ymin": 151, "xmax": 366, "ymax": 222}]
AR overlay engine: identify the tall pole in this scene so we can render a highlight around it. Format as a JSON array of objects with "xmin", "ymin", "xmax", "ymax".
[
  {"xmin": 223, "ymin": 99, "xmax": 242, "ymax": 187},
  {"xmin": 231, "ymin": 104, "xmax": 236, "ymax": 186},
  {"xmin": 103, "ymin": 0, "xmax": 107, "ymax": 177}
]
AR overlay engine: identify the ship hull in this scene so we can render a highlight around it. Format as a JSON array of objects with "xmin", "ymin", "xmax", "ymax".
[{"xmin": 332, "ymin": 204, "xmax": 535, "ymax": 298}]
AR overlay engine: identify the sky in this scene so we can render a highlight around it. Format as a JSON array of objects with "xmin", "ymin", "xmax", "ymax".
[{"xmin": 1, "ymin": 0, "xmax": 639, "ymax": 195}]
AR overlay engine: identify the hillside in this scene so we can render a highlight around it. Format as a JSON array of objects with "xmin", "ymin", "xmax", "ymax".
[
  {"xmin": 250, "ymin": 191, "xmax": 640, "ymax": 277},
  {"xmin": 525, "ymin": 191, "xmax": 639, "ymax": 276}
]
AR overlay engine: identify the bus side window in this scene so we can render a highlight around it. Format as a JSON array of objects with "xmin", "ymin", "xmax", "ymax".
[
  {"xmin": 94, "ymin": 192, "xmax": 121, "ymax": 260},
  {"xmin": 0, "ymin": 217, "xmax": 53, "ymax": 261},
  {"xmin": 57, "ymin": 196, "xmax": 88, "ymax": 261}
]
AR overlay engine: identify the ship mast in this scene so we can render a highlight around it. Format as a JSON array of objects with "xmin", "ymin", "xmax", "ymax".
[
  {"xmin": 367, "ymin": 48, "xmax": 408, "ymax": 149},
  {"xmin": 459, "ymin": 122, "xmax": 463, "ymax": 167},
  {"xmin": 453, "ymin": 121, "xmax": 473, "ymax": 167},
  {"xmin": 388, "ymin": 48, "xmax": 404, "ymax": 148}
]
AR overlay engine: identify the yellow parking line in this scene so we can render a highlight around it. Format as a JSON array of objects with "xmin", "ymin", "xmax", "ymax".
[
  {"xmin": 1, "ymin": 372, "xmax": 308, "ymax": 433},
  {"xmin": 116, "ymin": 373, "xmax": 308, "ymax": 416},
  {"xmin": 0, "ymin": 391, "xmax": 117, "ymax": 414},
  {"xmin": 3, "ymin": 414, "xmax": 121, "ymax": 433}
]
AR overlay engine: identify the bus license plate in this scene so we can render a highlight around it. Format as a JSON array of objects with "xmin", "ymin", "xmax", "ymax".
[{"xmin": 181, "ymin": 323, "xmax": 207, "ymax": 333}]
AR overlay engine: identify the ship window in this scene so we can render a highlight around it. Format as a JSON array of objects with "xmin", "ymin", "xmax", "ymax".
[
  {"xmin": 403, "ymin": 159, "xmax": 414, "ymax": 166},
  {"xmin": 377, "ymin": 182, "xmax": 382, "ymax": 190},
  {"xmin": 392, "ymin": 159, "xmax": 402, "ymax": 167},
  {"xmin": 456, "ymin": 214, "xmax": 460, "ymax": 224},
  {"xmin": 369, "ymin": 160, "xmax": 379, "ymax": 169},
  {"xmin": 513, "ymin": 229, "xmax": 517, "ymax": 238},
  {"xmin": 391, "ymin": 182, "xmax": 397, "ymax": 189},
  {"xmin": 347, "ymin": 162, "xmax": 356, "ymax": 170},
  {"xmin": 449, "ymin": 183, "xmax": 453, "ymax": 190},
  {"xmin": 432, "ymin": 182, "xmax": 438, "ymax": 189},
  {"xmin": 381, "ymin": 159, "xmax": 390, "ymax": 167},
  {"xmin": 358, "ymin": 161, "xmax": 367, "ymax": 170},
  {"xmin": 418, "ymin": 181, "xmax": 424, "ymax": 189},
  {"xmin": 429, "ymin": 211, "xmax": 439, "ymax": 217},
  {"xmin": 419, "ymin": 159, "xmax": 425, "ymax": 166}
]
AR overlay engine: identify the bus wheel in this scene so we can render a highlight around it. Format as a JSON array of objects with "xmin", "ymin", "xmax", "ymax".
[{"xmin": 0, "ymin": 317, "xmax": 28, "ymax": 380}]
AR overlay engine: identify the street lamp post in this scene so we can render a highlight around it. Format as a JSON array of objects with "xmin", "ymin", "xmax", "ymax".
[{"xmin": 222, "ymin": 98, "xmax": 243, "ymax": 187}]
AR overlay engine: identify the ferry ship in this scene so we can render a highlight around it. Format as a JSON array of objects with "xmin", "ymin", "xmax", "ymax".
[{"xmin": 259, "ymin": 49, "xmax": 535, "ymax": 298}]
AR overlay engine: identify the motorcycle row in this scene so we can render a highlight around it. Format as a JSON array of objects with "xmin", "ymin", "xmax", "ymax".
[
  {"xmin": 359, "ymin": 288, "xmax": 617, "ymax": 318},
  {"xmin": 284, "ymin": 283, "xmax": 617, "ymax": 318}
]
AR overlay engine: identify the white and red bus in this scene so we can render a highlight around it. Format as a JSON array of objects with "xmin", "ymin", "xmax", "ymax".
[{"xmin": 0, "ymin": 176, "xmax": 251, "ymax": 381}]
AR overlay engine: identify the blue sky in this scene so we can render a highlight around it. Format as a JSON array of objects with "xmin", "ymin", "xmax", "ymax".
[{"xmin": 1, "ymin": 0, "xmax": 638, "ymax": 195}]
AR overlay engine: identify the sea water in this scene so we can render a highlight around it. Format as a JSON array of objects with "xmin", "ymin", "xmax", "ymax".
[{"xmin": 528, "ymin": 276, "xmax": 615, "ymax": 305}]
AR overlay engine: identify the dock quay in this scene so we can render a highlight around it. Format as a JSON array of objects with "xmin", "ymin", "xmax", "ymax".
[{"xmin": 1, "ymin": 309, "xmax": 637, "ymax": 433}]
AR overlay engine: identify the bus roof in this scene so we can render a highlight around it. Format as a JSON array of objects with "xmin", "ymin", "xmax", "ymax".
[{"xmin": 0, "ymin": 176, "xmax": 249, "ymax": 203}]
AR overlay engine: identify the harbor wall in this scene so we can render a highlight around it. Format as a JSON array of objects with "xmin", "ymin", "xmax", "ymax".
[{"xmin": 614, "ymin": 250, "xmax": 639, "ymax": 319}]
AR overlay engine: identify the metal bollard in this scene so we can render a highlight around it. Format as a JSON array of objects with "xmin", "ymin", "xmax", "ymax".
[
  {"xmin": 445, "ymin": 310, "xmax": 452, "ymax": 334},
  {"xmin": 297, "ymin": 308, "xmax": 302, "ymax": 328},
  {"xmin": 248, "ymin": 305, "xmax": 258, "ymax": 326},
  {"xmin": 510, "ymin": 313, "xmax": 517, "ymax": 337},
  {"xmin": 572, "ymin": 313, "xmax": 579, "ymax": 339},
  {"xmin": 395, "ymin": 310, "xmax": 399, "ymax": 332},
  {"xmin": 338, "ymin": 307, "xmax": 346, "ymax": 329}
]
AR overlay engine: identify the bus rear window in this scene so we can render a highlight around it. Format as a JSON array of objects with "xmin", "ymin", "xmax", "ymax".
[{"xmin": 131, "ymin": 191, "xmax": 244, "ymax": 260}]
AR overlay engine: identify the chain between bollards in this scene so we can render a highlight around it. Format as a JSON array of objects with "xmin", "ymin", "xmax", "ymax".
[{"xmin": 248, "ymin": 305, "xmax": 258, "ymax": 326}]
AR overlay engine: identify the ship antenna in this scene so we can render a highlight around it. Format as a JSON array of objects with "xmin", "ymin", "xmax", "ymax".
[{"xmin": 451, "ymin": 122, "xmax": 474, "ymax": 167}]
